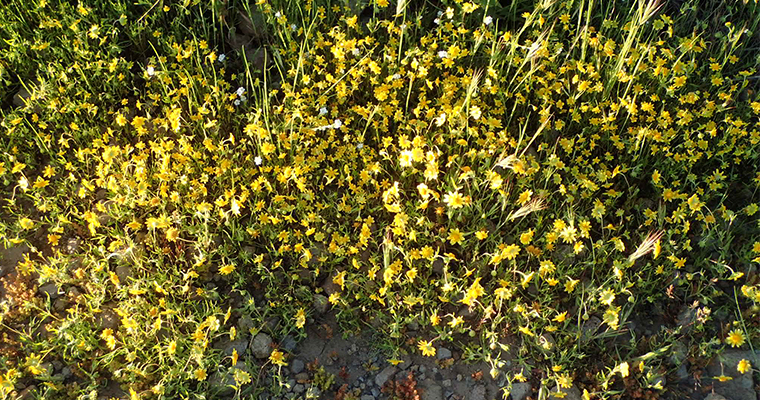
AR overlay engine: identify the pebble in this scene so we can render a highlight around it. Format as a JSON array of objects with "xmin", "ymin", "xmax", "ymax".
[
  {"xmin": 361, "ymin": 396, "xmax": 375, "ymax": 400},
  {"xmin": 437, "ymin": 347, "xmax": 452, "ymax": 360},
  {"xmin": 251, "ymin": 332, "xmax": 273, "ymax": 359},
  {"xmin": 295, "ymin": 372, "xmax": 309, "ymax": 382},
  {"xmin": 371, "ymin": 387, "xmax": 380, "ymax": 397},
  {"xmin": 442, "ymin": 379, "xmax": 452, "ymax": 387},
  {"xmin": 419, "ymin": 365, "xmax": 427, "ymax": 373},
  {"xmin": 375, "ymin": 366, "xmax": 398, "ymax": 387},
  {"xmin": 293, "ymin": 384, "xmax": 305, "ymax": 394},
  {"xmin": 291, "ymin": 359, "xmax": 305, "ymax": 375},
  {"xmin": 470, "ymin": 384, "xmax": 486, "ymax": 400},
  {"xmin": 456, "ymin": 374, "xmax": 463, "ymax": 381}
]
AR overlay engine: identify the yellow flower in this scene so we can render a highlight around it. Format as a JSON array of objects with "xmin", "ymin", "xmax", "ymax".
[
  {"xmin": 475, "ymin": 230, "xmax": 488, "ymax": 240},
  {"xmin": 219, "ymin": 264, "xmax": 235, "ymax": 275},
  {"xmin": 19, "ymin": 218, "xmax": 34, "ymax": 230},
  {"xmin": 418, "ymin": 340, "xmax": 436, "ymax": 357},
  {"xmin": 448, "ymin": 228, "xmax": 464, "ymax": 245},
  {"xmin": 167, "ymin": 340, "xmax": 177, "ymax": 355},
  {"xmin": 269, "ymin": 349, "xmax": 287, "ymax": 366},
  {"xmin": 194, "ymin": 369, "xmax": 207, "ymax": 381},
  {"xmin": 737, "ymin": 359, "xmax": 752, "ymax": 374},
  {"xmin": 165, "ymin": 228, "xmax": 179, "ymax": 242},
  {"xmin": 617, "ymin": 362, "xmax": 630, "ymax": 377},
  {"xmin": 295, "ymin": 308, "xmax": 306, "ymax": 329},
  {"xmin": 726, "ymin": 329, "xmax": 746, "ymax": 348},
  {"xmin": 715, "ymin": 375, "xmax": 732, "ymax": 382},
  {"xmin": 443, "ymin": 191, "xmax": 465, "ymax": 209}
]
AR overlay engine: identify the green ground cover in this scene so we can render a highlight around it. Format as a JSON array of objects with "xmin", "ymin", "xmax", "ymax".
[{"xmin": 1, "ymin": 0, "xmax": 760, "ymax": 398}]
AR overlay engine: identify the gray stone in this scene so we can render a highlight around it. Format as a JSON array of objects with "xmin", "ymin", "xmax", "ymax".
[
  {"xmin": 361, "ymin": 396, "xmax": 374, "ymax": 400},
  {"xmin": 704, "ymin": 394, "xmax": 727, "ymax": 400},
  {"xmin": 293, "ymin": 384, "xmax": 305, "ymax": 394},
  {"xmin": 238, "ymin": 315, "xmax": 254, "ymax": 334},
  {"xmin": 13, "ymin": 86, "xmax": 31, "ymax": 108},
  {"xmin": 0, "ymin": 244, "xmax": 29, "ymax": 278},
  {"xmin": 114, "ymin": 265, "xmax": 132, "ymax": 284},
  {"xmin": 509, "ymin": 382, "xmax": 532, "ymax": 400},
  {"xmin": 421, "ymin": 380, "xmax": 443, "ymax": 400},
  {"xmin": 313, "ymin": 294, "xmax": 329, "ymax": 314},
  {"xmin": 550, "ymin": 386, "xmax": 582, "ymax": 400},
  {"xmin": 442, "ymin": 379, "xmax": 451, "ymax": 387},
  {"xmin": 706, "ymin": 350, "xmax": 759, "ymax": 400},
  {"xmin": 469, "ymin": 384, "xmax": 486, "ymax": 400},
  {"xmin": 38, "ymin": 283, "xmax": 61, "ymax": 300},
  {"xmin": 437, "ymin": 347, "xmax": 452, "ymax": 360},
  {"xmin": 580, "ymin": 316, "xmax": 602, "ymax": 340},
  {"xmin": 295, "ymin": 372, "xmax": 309, "ymax": 382},
  {"xmin": 17, "ymin": 385, "xmax": 36, "ymax": 400},
  {"xmin": 220, "ymin": 338, "xmax": 248, "ymax": 357},
  {"xmin": 375, "ymin": 366, "xmax": 398, "ymax": 387},
  {"xmin": 291, "ymin": 359, "xmax": 305, "ymax": 375},
  {"xmin": 281, "ymin": 335, "xmax": 297, "ymax": 352},
  {"xmin": 251, "ymin": 332, "xmax": 273, "ymax": 359}
]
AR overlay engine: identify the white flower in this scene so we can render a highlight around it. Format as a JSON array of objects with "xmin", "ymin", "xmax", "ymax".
[
  {"xmin": 437, "ymin": 11, "xmax": 443, "ymax": 17},
  {"xmin": 291, "ymin": 24, "xmax": 297, "ymax": 31},
  {"xmin": 434, "ymin": 18, "xmax": 440, "ymax": 25},
  {"xmin": 254, "ymin": 156, "xmax": 262, "ymax": 166},
  {"xmin": 400, "ymin": 23, "xmax": 407, "ymax": 30},
  {"xmin": 484, "ymin": 16, "xmax": 493, "ymax": 25},
  {"xmin": 236, "ymin": 87, "xmax": 246, "ymax": 96},
  {"xmin": 319, "ymin": 107, "xmax": 328, "ymax": 116},
  {"xmin": 356, "ymin": 143, "xmax": 364, "ymax": 149},
  {"xmin": 218, "ymin": 54, "xmax": 226, "ymax": 62},
  {"xmin": 234, "ymin": 99, "xmax": 241, "ymax": 106},
  {"xmin": 275, "ymin": 11, "xmax": 282, "ymax": 18},
  {"xmin": 352, "ymin": 48, "xmax": 360, "ymax": 56},
  {"xmin": 147, "ymin": 66, "xmax": 155, "ymax": 76},
  {"xmin": 438, "ymin": 51, "xmax": 448, "ymax": 59},
  {"xmin": 332, "ymin": 119, "xmax": 342, "ymax": 129}
]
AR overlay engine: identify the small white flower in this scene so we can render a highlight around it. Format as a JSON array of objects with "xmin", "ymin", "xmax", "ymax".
[
  {"xmin": 319, "ymin": 107, "xmax": 328, "ymax": 116},
  {"xmin": 147, "ymin": 66, "xmax": 155, "ymax": 76},
  {"xmin": 218, "ymin": 54, "xmax": 226, "ymax": 62},
  {"xmin": 291, "ymin": 24, "xmax": 297, "ymax": 31},
  {"xmin": 356, "ymin": 143, "xmax": 364, "ymax": 149},
  {"xmin": 400, "ymin": 23, "xmax": 407, "ymax": 30},
  {"xmin": 437, "ymin": 11, "xmax": 443, "ymax": 17},
  {"xmin": 434, "ymin": 18, "xmax": 440, "ymax": 25},
  {"xmin": 438, "ymin": 51, "xmax": 448, "ymax": 59},
  {"xmin": 239, "ymin": 95, "xmax": 247, "ymax": 103},
  {"xmin": 352, "ymin": 48, "xmax": 360, "ymax": 56},
  {"xmin": 484, "ymin": 16, "xmax": 493, "ymax": 25},
  {"xmin": 236, "ymin": 87, "xmax": 246, "ymax": 96},
  {"xmin": 333, "ymin": 119, "xmax": 342, "ymax": 129},
  {"xmin": 275, "ymin": 11, "xmax": 282, "ymax": 18},
  {"xmin": 254, "ymin": 156, "xmax": 262, "ymax": 166},
  {"xmin": 234, "ymin": 99, "xmax": 241, "ymax": 106},
  {"xmin": 393, "ymin": 74, "xmax": 401, "ymax": 80}
]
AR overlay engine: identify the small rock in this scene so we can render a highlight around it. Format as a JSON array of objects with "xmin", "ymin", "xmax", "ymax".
[
  {"xmin": 295, "ymin": 372, "xmax": 309, "ymax": 382},
  {"xmin": 17, "ymin": 385, "xmax": 36, "ymax": 400},
  {"xmin": 550, "ymin": 385, "xmax": 582, "ymax": 400},
  {"xmin": 419, "ymin": 366, "xmax": 427, "ymax": 373},
  {"xmin": 96, "ymin": 309, "xmax": 119, "ymax": 330},
  {"xmin": 220, "ymin": 338, "xmax": 248, "ymax": 356},
  {"xmin": 509, "ymin": 382, "xmax": 532, "ymax": 400},
  {"xmin": 456, "ymin": 374, "xmax": 463, "ymax": 382},
  {"xmin": 238, "ymin": 315, "xmax": 255, "ymax": 334},
  {"xmin": 470, "ymin": 384, "xmax": 486, "ymax": 400},
  {"xmin": 281, "ymin": 335, "xmax": 297, "ymax": 352},
  {"xmin": 293, "ymin": 384, "xmax": 305, "ymax": 394},
  {"xmin": 13, "ymin": 86, "xmax": 31, "ymax": 108},
  {"xmin": 313, "ymin": 294, "xmax": 329, "ymax": 314},
  {"xmin": 38, "ymin": 283, "xmax": 61, "ymax": 300},
  {"xmin": 437, "ymin": 347, "xmax": 452, "ymax": 360},
  {"xmin": 421, "ymin": 380, "xmax": 443, "ymax": 400},
  {"xmin": 704, "ymin": 394, "xmax": 728, "ymax": 400},
  {"xmin": 291, "ymin": 359, "xmax": 305, "ymax": 375},
  {"xmin": 442, "ymin": 379, "xmax": 451, "ymax": 387},
  {"xmin": 251, "ymin": 332, "xmax": 273, "ymax": 359},
  {"xmin": 580, "ymin": 316, "xmax": 602, "ymax": 340},
  {"xmin": 407, "ymin": 320, "xmax": 420, "ymax": 331},
  {"xmin": 286, "ymin": 379, "xmax": 296, "ymax": 391},
  {"xmin": 706, "ymin": 350, "xmax": 759, "ymax": 400},
  {"xmin": 375, "ymin": 366, "xmax": 398, "ymax": 387},
  {"xmin": 361, "ymin": 395, "xmax": 374, "ymax": 400},
  {"xmin": 371, "ymin": 387, "xmax": 381, "ymax": 397}
]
